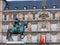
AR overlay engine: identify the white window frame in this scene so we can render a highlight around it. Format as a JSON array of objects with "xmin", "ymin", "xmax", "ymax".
[
  {"xmin": 51, "ymin": 24, "xmax": 57, "ymax": 31},
  {"xmin": 3, "ymin": 14, "xmax": 9, "ymax": 21},
  {"xmin": 12, "ymin": 13, "xmax": 18, "ymax": 20}
]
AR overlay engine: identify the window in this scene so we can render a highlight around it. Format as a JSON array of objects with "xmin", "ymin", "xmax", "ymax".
[
  {"xmin": 33, "ymin": 6, "xmax": 37, "ymax": 9},
  {"xmin": 5, "ymin": 5, "xmax": 9, "ymax": 10},
  {"xmin": 51, "ymin": 24, "xmax": 57, "ymax": 31},
  {"xmin": 3, "ymin": 14, "xmax": 9, "ymax": 21},
  {"xmin": 12, "ymin": 36, "xmax": 18, "ymax": 41},
  {"xmin": 5, "ymin": 7, "xmax": 9, "ymax": 10},
  {"xmin": 24, "ymin": 6, "xmax": 27, "ymax": 10},
  {"xmin": 3, "ymin": 25, "xmax": 8, "ymax": 32},
  {"xmin": 15, "ymin": 7, "xmax": 18, "ymax": 10},
  {"xmin": 13, "ymin": 13, "xmax": 18, "ymax": 20},
  {"xmin": 33, "ymin": 14, "xmax": 35, "ymax": 19},
  {"xmin": 4, "ymin": 15, "xmax": 7, "ymax": 20},
  {"xmin": 25, "ymin": 15, "xmax": 28, "ymax": 20},
  {"xmin": 32, "ymin": 24, "xmax": 37, "ymax": 31},
  {"xmin": 3, "ymin": 21, "xmax": 9, "ymax": 32},
  {"xmin": 52, "ymin": 4, "xmax": 56, "ymax": 8},
  {"xmin": 52, "ymin": 13, "xmax": 56, "ymax": 19},
  {"xmin": 51, "ymin": 35, "xmax": 57, "ymax": 42},
  {"xmin": 32, "ymin": 36, "xmax": 37, "ymax": 42},
  {"xmin": 23, "ymin": 14, "xmax": 25, "ymax": 20}
]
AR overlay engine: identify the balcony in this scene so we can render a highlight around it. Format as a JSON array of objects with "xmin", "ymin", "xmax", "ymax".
[
  {"xmin": 2, "ymin": 17, "xmax": 60, "ymax": 22},
  {"xmin": 50, "ymin": 17, "xmax": 60, "ymax": 21}
]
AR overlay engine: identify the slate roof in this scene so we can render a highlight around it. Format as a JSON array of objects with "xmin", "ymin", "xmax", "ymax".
[{"xmin": 4, "ymin": 0, "xmax": 60, "ymax": 10}]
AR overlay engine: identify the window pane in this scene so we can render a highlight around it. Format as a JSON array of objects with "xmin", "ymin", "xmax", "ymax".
[
  {"xmin": 33, "ymin": 14, "xmax": 35, "ymax": 19},
  {"xmin": 13, "ymin": 14, "xmax": 17, "ymax": 20},
  {"xmin": 52, "ymin": 13, "xmax": 55, "ymax": 19},
  {"xmin": 3, "ymin": 14, "xmax": 9, "ymax": 21},
  {"xmin": 4, "ymin": 15, "xmax": 6, "ymax": 20},
  {"xmin": 51, "ymin": 35, "xmax": 57, "ymax": 42},
  {"xmin": 23, "ymin": 14, "xmax": 25, "ymax": 20},
  {"xmin": 51, "ymin": 24, "xmax": 57, "ymax": 31}
]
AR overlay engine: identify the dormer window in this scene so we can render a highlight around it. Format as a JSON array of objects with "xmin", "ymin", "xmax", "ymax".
[
  {"xmin": 5, "ymin": 7, "xmax": 9, "ymax": 10},
  {"xmin": 5, "ymin": 5, "xmax": 9, "ymax": 10},
  {"xmin": 53, "ymin": 4, "xmax": 56, "ymax": 8},
  {"xmin": 24, "ymin": 6, "xmax": 27, "ymax": 10},
  {"xmin": 15, "ymin": 7, "xmax": 18, "ymax": 10},
  {"xmin": 33, "ymin": 6, "xmax": 37, "ymax": 9}
]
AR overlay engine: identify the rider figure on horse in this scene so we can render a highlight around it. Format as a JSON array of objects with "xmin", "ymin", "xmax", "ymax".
[{"xmin": 7, "ymin": 18, "xmax": 28, "ymax": 39}]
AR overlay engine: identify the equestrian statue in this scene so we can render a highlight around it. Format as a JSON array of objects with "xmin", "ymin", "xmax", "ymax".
[{"xmin": 6, "ymin": 18, "xmax": 28, "ymax": 40}]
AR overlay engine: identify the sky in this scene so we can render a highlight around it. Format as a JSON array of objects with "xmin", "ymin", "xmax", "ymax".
[{"xmin": 6, "ymin": 0, "xmax": 42, "ymax": 1}]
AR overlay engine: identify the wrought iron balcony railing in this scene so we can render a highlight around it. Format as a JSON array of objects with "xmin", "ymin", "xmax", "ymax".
[
  {"xmin": 2, "ymin": 28, "xmax": 60, "ymax": 33},
  {"xmin": 50, "ymin": 17, "xmax": 60, "ymax": 20},
  {"xmin": 2, "ymin": 17, "xmax": 60, "ymax": 22}
]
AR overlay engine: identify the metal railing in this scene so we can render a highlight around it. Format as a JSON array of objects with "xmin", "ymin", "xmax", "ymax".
[
  {"xmin": 50, "ymin": 17, "xmax": 60, "ymax": 20},
  {"xmin": 2, "ymin": 28, "xmax": 60, "ymax": 33},
  {"xmin": 2, "ymin": 17, "xmax": 60, "ymax": 22}
]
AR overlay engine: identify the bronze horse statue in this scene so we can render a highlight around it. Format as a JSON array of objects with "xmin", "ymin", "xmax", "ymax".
[{"xmin": 6, "ymin": 18, "xmax": 28, "ymax": 40}]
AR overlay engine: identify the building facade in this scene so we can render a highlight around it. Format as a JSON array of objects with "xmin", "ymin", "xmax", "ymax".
[{"xmin": 0, "ymin": 0, "xmax": 60, "ymax": 44}]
